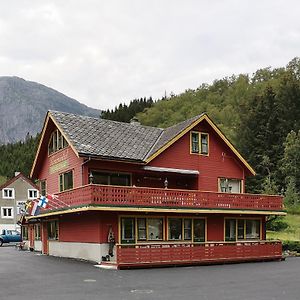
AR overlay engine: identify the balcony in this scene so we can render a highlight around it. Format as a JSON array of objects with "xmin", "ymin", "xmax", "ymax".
[
  {"xmin": 116, "ymin": 240, "xmax": 282, "ymax": 268},
  {"xmin": 49, "ymin": 184, "xmax": 284, "ymax": 213}
]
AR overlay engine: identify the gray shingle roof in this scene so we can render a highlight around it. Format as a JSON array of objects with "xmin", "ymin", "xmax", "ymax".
[{"xmin": 49, "ymin": 111, "xmax": 203, "ymax": 162}]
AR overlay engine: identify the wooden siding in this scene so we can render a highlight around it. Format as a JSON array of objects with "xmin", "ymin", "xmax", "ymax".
[
  {"xmin": 149, "ymin": 121, "xmax": 245, "ymax": 192},
  {"xmin": 38, "ymin": 146, "xmax": 84, "ymax": 195},
  {"xmin": 58, "ymin": 212, "xmax": 119, "ymax": 244},
  {"xmin": 116, "ymin": 241, "xmax": 282, "ymax": 267}
]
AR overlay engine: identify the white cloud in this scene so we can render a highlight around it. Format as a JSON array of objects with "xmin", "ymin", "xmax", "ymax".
[{"xmin": 0, "ymin": 0, "xmax": 300, "ymax": 109}]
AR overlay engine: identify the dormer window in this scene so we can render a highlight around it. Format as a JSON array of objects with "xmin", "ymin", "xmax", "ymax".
[
  {"xmin": 190, "ymin": 132, "xmax": 209, "ymax": 155},
  {"xmin": 48, "ymin": 129, "xmax": 68, "ymax": 155}
]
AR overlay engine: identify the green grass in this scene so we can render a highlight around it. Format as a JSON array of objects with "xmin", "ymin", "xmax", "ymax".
[{"xmin": 267, "ymin": 213, "xmax": 300, "ymax": 241}]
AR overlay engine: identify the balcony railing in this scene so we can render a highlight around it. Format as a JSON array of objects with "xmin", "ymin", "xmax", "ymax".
[
  {"xmin": 116, "ymin": 241, "xmax": 282, "ymax": 267},
  {"xmin": 50, "ymin": 184, "xmax": 284, "ymax": 212}
]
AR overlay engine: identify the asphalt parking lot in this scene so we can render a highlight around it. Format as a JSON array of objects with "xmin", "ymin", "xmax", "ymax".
[{"xmin": 0, "ymin": 245, "xmax": 300, "ymax": 300}]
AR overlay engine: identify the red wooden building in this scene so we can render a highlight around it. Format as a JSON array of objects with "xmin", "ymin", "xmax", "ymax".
[{"xmin": 25, "ymin": 111, "xmax": 285, "ymax": 268}]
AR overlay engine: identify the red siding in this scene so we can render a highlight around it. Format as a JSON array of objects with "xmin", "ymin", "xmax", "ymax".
[
  {"xmin": 59, "ymin": 212, "xmax": 119, "ymax": 243},
  {"xmin": 149, "ymin": 121, "xmax": 245, "ymax": 192},
  {"xmin": 207, "ymin": 216, "xmax": 224, "ymax": 241},
  {"xmin": 38, "ymin": 146, "xmax": 83, "ymax": 195}
]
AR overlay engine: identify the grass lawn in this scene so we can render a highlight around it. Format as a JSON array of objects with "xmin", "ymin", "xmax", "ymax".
[{"xmin": 267, "ymin": 213, "xmax": 300, "ymax": 241}]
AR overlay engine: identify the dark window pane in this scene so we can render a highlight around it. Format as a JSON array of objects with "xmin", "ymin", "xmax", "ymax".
[
  {"xmin": 194, "ymin": 219, "xmax": 205, "ymax": 242},
  {"xmin": 201, "ymin": 133, "xmax": 208, "ymax": 154},
  {"xmin": 137, "ymin": 218, "xmax": 146, "ymax": 241},
  {"xmin": 225, "ymin": 219, "xmax": 236, "ymax": 241},
  {"xmin": 121, "ymin": 218, "xmax": 135, "ymax": 243},
  {"xmin": 184, "ymin": 219, "xmax": 192, "ymax": 240},
  {"xmin": 237, "ymin": 219, "xmax": 244, "ymax": 240},
  {"xmin": 168, "ymin": 218, "xmax": 182, "ymax": 240},
  {"xmin": 191, "ymin": 132, "xmax": 199, "ymax": 153},
  {"xmin": 110, "ymin": 174, "xmax": 131, "ymax": 186}
]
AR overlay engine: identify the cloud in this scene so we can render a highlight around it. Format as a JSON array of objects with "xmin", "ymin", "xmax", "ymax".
[{"xmin": 0, "ymin": 0, "xmax": 300, "ymax": 109}]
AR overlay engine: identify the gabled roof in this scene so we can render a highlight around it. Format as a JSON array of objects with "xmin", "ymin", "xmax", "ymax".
[
  {"xmin": 0, "ymin": 173, "xmax": 38, "ymax": 190},
  {"xmin": 31, "ymin": 111, "xmax": 256, "ymax": 177},
  {"xmin": 50, "ymin": 111, "xmax": 163, "ymax": 162}
]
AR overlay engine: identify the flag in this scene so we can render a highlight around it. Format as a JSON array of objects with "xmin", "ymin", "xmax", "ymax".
[
  {"xmin": 38, "ymin": 196, "xmax": 48, "ymax": 208},
  {"xmin": 30, "ymin": 200, "xmax": 40, "ymax": 216},
  {"xmin": 25, "ymin": 200, "xmax": 33, "ymax": 214},
  {"xmin": 46, "ymin": 194, "xmax": 70, "ymax": 209}
]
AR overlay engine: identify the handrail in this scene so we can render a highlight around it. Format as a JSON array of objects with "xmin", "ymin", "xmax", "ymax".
[{"xmin": 51, "ymin": 184, "xmax": 284, "ymax": 211}]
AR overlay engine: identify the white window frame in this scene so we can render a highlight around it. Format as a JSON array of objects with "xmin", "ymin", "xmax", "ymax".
[
  {"xmin": 1, "ymin": 207, "xmax": 14, "ymax": 219},
  {"xmin": 219, "ymin": 178, "xmax": 242, "ymax": 193},
  {"xmin": 2, "ymin": 188, "xmax": 15, "ymax": 199},
  {"xmin": 28, "ymin": 189, "xmax": 39, "ymax": 199}
]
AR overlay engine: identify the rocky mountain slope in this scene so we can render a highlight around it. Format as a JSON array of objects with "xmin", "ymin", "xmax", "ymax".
[{"xmin": 0, "ymin": 77, "xmax": 100, "ymax": 144}]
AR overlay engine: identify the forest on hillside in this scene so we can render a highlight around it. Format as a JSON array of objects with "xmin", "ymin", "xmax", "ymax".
[{"xmin": 0, "ymin": 58, "xmax": 299, "ymax": 205}]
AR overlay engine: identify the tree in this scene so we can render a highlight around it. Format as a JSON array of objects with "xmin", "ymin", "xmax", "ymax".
[{"xmin": 280, "ymin": 130, "xmax": 300, "ymax": 193}]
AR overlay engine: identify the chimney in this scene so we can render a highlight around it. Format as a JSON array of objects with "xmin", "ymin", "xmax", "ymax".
[
  {"xmin": 130, "ymin": 117, "xmax": 140, "ymax": 125},
  {"xmin": 15, "ymin": 172, "xmax": 20, "ymax": 177}
]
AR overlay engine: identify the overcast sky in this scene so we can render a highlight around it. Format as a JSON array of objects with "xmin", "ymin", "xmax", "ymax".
[{"xmin": 0, "ymin": 0, "xmax": 299, "ymax": 110}]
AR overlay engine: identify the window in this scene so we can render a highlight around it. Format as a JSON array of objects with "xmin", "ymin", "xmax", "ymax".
[
  {"xmin": 28, "ymin": 189, "xmax": 39, "ymax": 199},
  {"xmin": 225, "ymin": 218, "xmax": 261, "ymax": 241},
  {"xmin": 40, "ymin": 180, "xmax": 46, "ymax": 196},
  {"xmin": 47, "ymin": 221, "xmax": 59, "ymax": 240},
  {"xmin": 225, "ymin": 219, "xmax": 236, "ymax": 241},
  {"xmin": 59, "ymin": 171, "xmax": 73, "ymax": 192},
  {"xmin": 190, "ymin": 132, "xmax": 209, "ymax": 155},
  {"xmin": 1, "ymin": 207, "xmax": 14, "ymax": 219},
  {"xmin": 48, "ymin": 129, "xmax": 68, "ymax": 155},
  {"xmin": 219, "ymin": 178, "xmax": 242, "ymax": 193},
  {"xmin": 35, "ymin": 224, "xmax": 41, "ymax": 240},
  {"xmin": 193, "ymin": 219, "xmax": 206, "ymax": 242},
  {"xmin": 92, "ymin": 171, "xmax": 131, "ymax": 186},
  {"xmin": 200, "ymin": 133, "xmax": 209, "ymax": 155},
  {"xmin": 147, "ymin": 218, "xmax": 163, "ymax": 240},
  {"xmin": 168, "ymin": 218, "xmax": 205, "ymax": 242},
  {"xmin": 246, "ymin": 220, "xmax": 260, "ymax": 240},
  {"xmin": 191, "ymin": 132, "xmax": 199, "ymax": 153},
  {"xmin": 184, "ymin": 219, "xmax": 192, "ymax": 240},
  {"xmin": 22, "ymin": 226, "xmax": 28, "ymax": 240},
  {"xmin": 137, "ymin": 218, "xmax": 146, "ymax": 241},
  {"xmin": 2, "ymin": 188, "xmax": 15, "ymax": 199},
  {"xmin": 121, "ymin": 218, "xmax": 135, "ymax": 244},
  {"xmin": 168, "ymin": 218, "xmax": 182, "ymax": 240}
]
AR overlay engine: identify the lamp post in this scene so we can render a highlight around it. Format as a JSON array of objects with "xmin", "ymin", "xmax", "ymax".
[
  {"xmin": 164, "ymin": 178, "xmax": 168, "ymax": 189},
  {"xmin": 89, "ymin": 172, "xmax": 94, "ymax": 184}
]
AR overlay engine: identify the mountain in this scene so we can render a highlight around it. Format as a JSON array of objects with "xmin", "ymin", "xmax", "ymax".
[{"xmin": 0, "ymin": 76, "xmax": 100, "ymax": 144}]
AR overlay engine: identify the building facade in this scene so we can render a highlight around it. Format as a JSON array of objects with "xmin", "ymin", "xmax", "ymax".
[
  {"xmin": 25, "ymin": 111, "xmax": 285, "ymax": 268},
  {"xmin": 0, "ymin": 173, "xmax": 39, "ymax": 232}
]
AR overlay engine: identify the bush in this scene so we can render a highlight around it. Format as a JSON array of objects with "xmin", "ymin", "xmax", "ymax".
[
  {"xmin": 266, "ymin": 217, "xmax": 289, "ymax": 231},
  {"xmin": 282, "ymin": 240, "xmax": 300, "ymax": 253}
]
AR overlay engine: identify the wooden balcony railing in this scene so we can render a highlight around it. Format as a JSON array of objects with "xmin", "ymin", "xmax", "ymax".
[
  {"xmin": 51, "ymin": 184, "xmax": 284, "ymax": 212},
  {"xmin": 116, "ymin": 240, "xmax": 282, "ymax": 267}
]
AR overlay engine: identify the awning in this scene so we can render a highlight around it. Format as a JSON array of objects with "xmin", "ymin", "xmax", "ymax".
[{"xmin": 143, "ymin": 166, "xmax": 199, "ymax": 175}]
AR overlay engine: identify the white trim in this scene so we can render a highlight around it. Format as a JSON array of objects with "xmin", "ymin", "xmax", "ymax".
[
  {"xmin": 1, "ymin": 206, "xmax": 14, "ymax": 219},
  {"xmin": 28, "ymin": 189, "xmax": 39, "ymax": 199},
  {"xmin": 2, "ymin": 188, "xmax": 15, "ymax": 199},
  {"xmin": 143, "ymin": 166, "xmax": 199, "ymax": 175}
]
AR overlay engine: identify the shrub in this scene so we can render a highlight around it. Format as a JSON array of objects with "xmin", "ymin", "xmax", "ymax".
[
  {"xmin": 282, "ymin": 240, "xmax": 300, "ymax": 253},
  {"xmin": 266, "ymin": 217, "xmax": 289, "ymax": 231}
]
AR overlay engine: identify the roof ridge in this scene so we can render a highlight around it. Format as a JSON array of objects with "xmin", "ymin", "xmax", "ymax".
[{"xmin": 49, "ymin": 110, "xmax": 160, "ymax": 130}]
